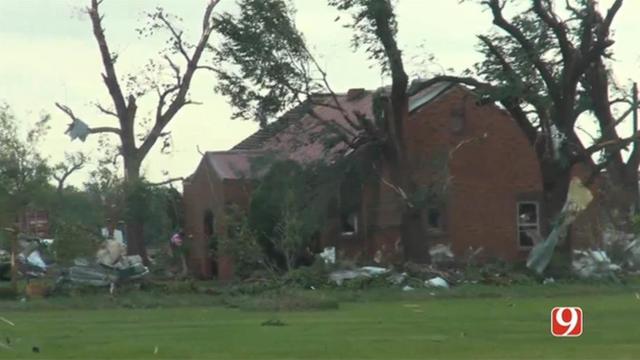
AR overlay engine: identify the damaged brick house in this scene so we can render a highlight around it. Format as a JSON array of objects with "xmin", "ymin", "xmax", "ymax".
[{"xmin": 183, "ymin": 80, "xmax": 583, "ymax": 279}]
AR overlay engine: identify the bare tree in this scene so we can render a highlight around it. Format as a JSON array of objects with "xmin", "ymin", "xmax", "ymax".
[
  {"xmin": 56, "ymin": 0, "xmax": 222, "ymax": 262},
  {"xmin": 52, "ymin": 152, "xmax": 88, "ymax": 193}
]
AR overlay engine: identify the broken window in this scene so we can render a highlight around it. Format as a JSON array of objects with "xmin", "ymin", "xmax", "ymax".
[
  {"xmin": 517, "ymin": 202, "xmax": 540, "ymax": 248},
  {"xmin": 341, "ymin": 212, "xmax": 358, "ymax": 236}
]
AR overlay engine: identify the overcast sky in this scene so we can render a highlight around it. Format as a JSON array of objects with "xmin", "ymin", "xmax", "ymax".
[{"xmin": 1, "ymin": 0, "xmax": 639, "ymax": 187}]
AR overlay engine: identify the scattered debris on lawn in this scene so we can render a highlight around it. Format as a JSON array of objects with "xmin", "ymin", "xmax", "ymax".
[
  {"xmin": 425, "ymin": 276, "xmax": 449, "ymax": 289},
  {"xmin": 429, "ymin": 244, "xmax": 454, "ymax": 264},
  {"xmin": 56, "ymin": 238, "xmax": 149, "ymax": 290},
  {"xmin": 261, "ymin": 319, "xmax": 287, "ymax": 327},
  {"xmin": 387, "ymin": 272, "xmax": 407, "ymax": 285},
  {"xmin": 59, "ymin": 255, "xmax": 149, "ymax": 288},
  {"xmin": 328, "ymin": 266, "xmax": 389, "ymax": 286},
  {"xmin": 0, "ymin": 317, "xmax": 15, "ymax": 327},
  {"xmin": 572, "ymin": 249, "xmax": 621, "ymax": 279},
  {"xmin": 319, "ymin": 247, "xmax": 336, "ymax": 264}
]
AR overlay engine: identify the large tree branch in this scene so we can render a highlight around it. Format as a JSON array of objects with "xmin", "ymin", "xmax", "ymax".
[
  {"xmin": 582, "ymin": 132, "xmax": 640, "ymax": 156},
  {"xmin": 156, "ymin": 12, "xmax": 190, "ymax": 63},
  {"xmin": 138, "ymin": 0, "xmax": 221, "ymax": 160},
  {"xmin": 55, "ymin": 103, "xmax": 122, "ymax": 136},
  {"xmin": 532, "ymin": 0, "xmax": 574, "ymax": 62},
  {"xmin": 370, "ymin": 0, "xmax": 408, "ymax": 163},
  {"xmin": 579, "ymin": 0, "xmax": 622, "ymax": 69},
  {"xmin": 484, "ymin": 0, "xmax": 560, "ymax": 105},
  {"xmin": 88, "ymin": 0, "xmax": 128, "ymax": 121},
  {"xmin": 95, "ymin": 103, "xmax": 118, "ymax": 118},
  {"xmin": 147, "ymin": 177, "xmax": 185, "ymax": 187},
  {"xmin": 52, "ymin": 154, "xmax": 87, "ymax": 192},
  {"xmin": 602, "ymin": 0, "xmax": 624, "ymax": 32},
  {"xmin": 628, "ymin": 83, "xmax": 640, "ymax": 170}
]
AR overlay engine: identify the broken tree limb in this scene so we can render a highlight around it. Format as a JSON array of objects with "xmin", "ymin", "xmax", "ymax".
[
  {"xmin": 147, "ymin": 177, "xmax": 185, "ymax": 187},
  {"xmin": 526, "ymin": 177, "xmax": 594, "ymax": 274}
]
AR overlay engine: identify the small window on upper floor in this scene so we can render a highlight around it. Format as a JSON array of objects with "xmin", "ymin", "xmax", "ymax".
[
  {"xmin": 451, "ymin": 104, "xmax": 466, "ymax": 133},
  {"xmin": 517, "ymin": 202, "xmax": 540, "ymax": 248}
]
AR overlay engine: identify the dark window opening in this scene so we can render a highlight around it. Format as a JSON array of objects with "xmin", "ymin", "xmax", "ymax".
[
  {"xmin": 341, "ymin": 212, "xmax": 358, "ymax": 235},
  {"xmin": 203, "ymin": 209, "xmax": 215, "ymax": 237},
  {"xmin": 517, "ymin": 202, "xmax": 540, "ymax": 248},
  {"xmin": 428, "ymin": 208, "xmax": 442, "ymax": 229}
]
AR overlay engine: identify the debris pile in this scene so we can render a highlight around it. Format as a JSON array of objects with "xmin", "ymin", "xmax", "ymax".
[
  {"xmin": 328, "ymin": 264, "xmax": 454, "ymax": 289},
  {"xmin": 0, "ymin": 236, "xmax": 52, "ymax": 280},
  {"xmin": 328, "ymin": 266, "xmax": 389, "ymax": 286},
  {"xmin": 57, "ymin": 239, "xmax": 149, "ymax": 289},
  {"xmin": 429, "ymin": 244, "xmax": 454, "ymax": 265},
  {"xmin": 571, "ymin": 249, "xmax": 620, "ymax": 279}
]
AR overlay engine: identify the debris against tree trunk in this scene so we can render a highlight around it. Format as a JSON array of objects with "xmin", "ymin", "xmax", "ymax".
[{"xmin": 526, "ymin": 177, "xmax": 593, "ymax": 274}]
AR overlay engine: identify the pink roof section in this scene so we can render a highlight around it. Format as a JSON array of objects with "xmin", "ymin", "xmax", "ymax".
[
  {"xmin": 205, "ymin": 150, "xmax": 267, "ymax": 180},
  {"xmin": 259, "ymin": 92, "xmax": 374, "ymax": 164},
  {"xmin": 206, "ymin": 81, "xmax": 456, "ymax": 180}
]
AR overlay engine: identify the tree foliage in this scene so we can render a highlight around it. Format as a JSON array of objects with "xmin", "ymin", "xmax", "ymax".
[
  {"xmin": 249, "ymin": 161, "xmax": 327, "ymax": 262},
  {"xmin": 0, "ymin": 104, "xmax": 51, "ymax": 226},
  {"xmin": 213, "ymin": 0, "xmax": 317, "ymax": 125},
  {"xmin": 328, "ymin": 0, "xmax": 399, "ymax": 74}
]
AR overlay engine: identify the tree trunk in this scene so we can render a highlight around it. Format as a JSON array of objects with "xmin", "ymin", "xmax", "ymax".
[
  {"xmin": 387, "ymin": 157, "xmax": 431, "ymax": 263},
  {"xmin": 541, "ymin": 163, "xmax": 573, "ymax": 234},
  {"xmin": 123, "ymin": 158, "xmax": 149, "ymax": 265},
  {"xmin": 603, "ymin": 169, "xmax": 639, "ymax": 231},
  {"xmin": 540, "ymin": 164, "xmax": 573, "ymax": 257},
  {"xmin": 401, "ymin": 207, "xmax": 430, "ymax": 263}
]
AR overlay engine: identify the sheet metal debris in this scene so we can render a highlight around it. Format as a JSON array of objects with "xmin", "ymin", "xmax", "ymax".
[
  {"xmin": 424, "ymin": 276, "xmax": 449, "ymax": 289},
  {"xmin": 429, "ymin": 244, "xmax": 454, "ymax": 264},
  {"xmin": 572, "ymin": 249, "xmax": 621, "ymax": 279},
  {"xmin": 58, "ymin": 239, "xmax": 148, "ymax": 288},
  {"xmin": 319, "ymin": 247, "xmax": 336, "ymax": 264},
  {"xmin": 527, "ymin": 177, "xmax": 593, "ymax": 274},
  {"xmin": 328, "ymin": 266, "xmax": 389, "ymax": 286}
]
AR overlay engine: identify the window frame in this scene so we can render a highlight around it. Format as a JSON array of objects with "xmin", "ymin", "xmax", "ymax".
[
  {"xmin": 340, "ymin": 212, "xmax": 358, "ymax": 236},
  {"xmin": 517, "ymin": 201, "xmax": 540, "ymax": 249}
]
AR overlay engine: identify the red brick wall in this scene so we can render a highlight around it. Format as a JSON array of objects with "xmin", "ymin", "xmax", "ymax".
[
  {"xmin": 406, "ymin": 86, "xmax": 543, "ymax": 262},
  {"xmin": 186, "ymin": 86, "xmax": 548, "ymax": 270},
  {"xmin": 321, "ymin": 87, "xmax": 544, "ymax": 265},
  {"xmin": 183, "ymin": 158, "xmax": 222, "ymax": 278},
  {"xmin": 183, "ymin": 157, "xmax": 254, "ymax": 280}
]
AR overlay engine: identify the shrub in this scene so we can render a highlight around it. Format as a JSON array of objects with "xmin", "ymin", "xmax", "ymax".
[
  {"xmin": 53, "ymin": 222, "xmax": 99, "ymax": 265},
  {"xmin": 284, "ymin": 260, "xmax": 330, "ymax": 288},
  {"xmin": 219, "ymin": 206, "xmax": 270, "ymax": 279}
]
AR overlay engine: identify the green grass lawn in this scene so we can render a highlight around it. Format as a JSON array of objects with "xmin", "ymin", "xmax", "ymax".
[{"xmin": 1, "ymin": 285, "xmax": 639, "ymax": 359}]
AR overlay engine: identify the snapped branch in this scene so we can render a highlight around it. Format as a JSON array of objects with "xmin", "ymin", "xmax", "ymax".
[{"xmin": 55, "ymin": 103, "xmax": 122, "ymax": 136}]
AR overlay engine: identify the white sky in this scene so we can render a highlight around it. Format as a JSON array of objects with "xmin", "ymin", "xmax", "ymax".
[{"xmin": 1, "ymin": 0, "xmax": 638, "ymax": 187}]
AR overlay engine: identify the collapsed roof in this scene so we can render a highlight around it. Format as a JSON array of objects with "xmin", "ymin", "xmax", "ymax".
[{"xmin": 207, "ymin": 80, "xmax": 457, "ymax": 179}]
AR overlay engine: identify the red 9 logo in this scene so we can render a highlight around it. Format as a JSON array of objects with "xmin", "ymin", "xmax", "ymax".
[{"xmin": 551, "ymin": 307, "xmax": 583, "ymax": 337}]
